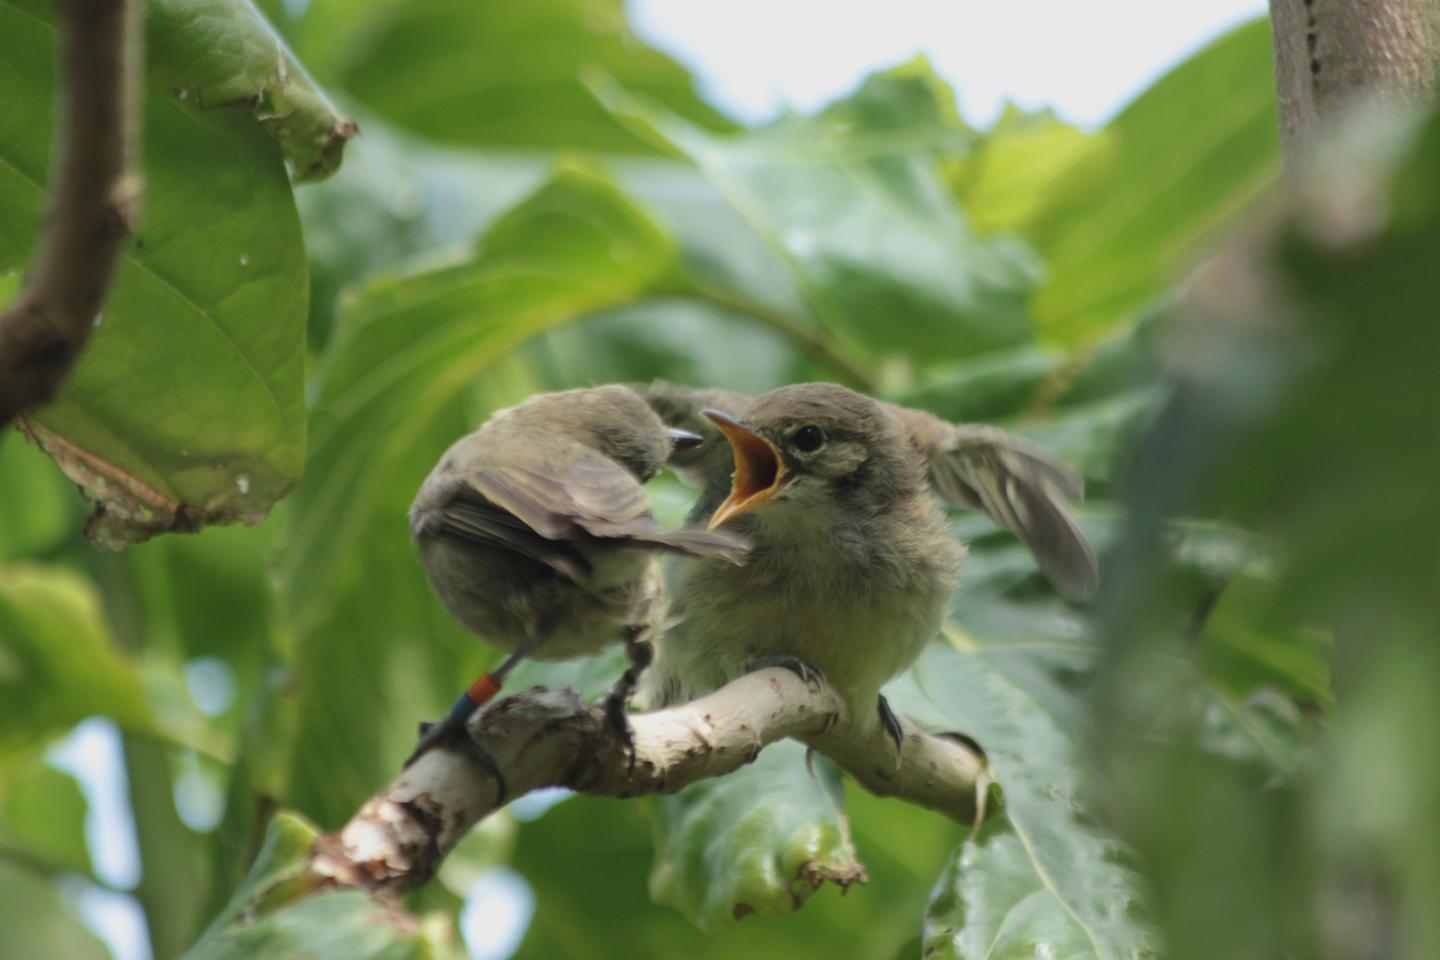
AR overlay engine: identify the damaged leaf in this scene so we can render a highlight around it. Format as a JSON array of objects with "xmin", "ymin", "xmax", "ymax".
[
  {"xmin": 649, "ymin": 743, "xmax": 867, "ymax": 929},
  {"xmin": 148, "ymin": 0, "xmax": 357, "ymax": 181}
]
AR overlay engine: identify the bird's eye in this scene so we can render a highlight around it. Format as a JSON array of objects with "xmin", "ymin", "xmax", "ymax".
[{"xmin": 791, "ymin": 425, "xmax": 827, "ymax": 453}]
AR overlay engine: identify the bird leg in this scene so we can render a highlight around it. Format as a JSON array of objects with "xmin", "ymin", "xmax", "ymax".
[
  {"xmin": 876, "ymin": 694, "xmax": 905, "ymax": 766},
  {"xmin": 403, "ymin": 629, "xmax": 551, "ymax": 791},
  {"xmin": 745, "ymin": 654, "xmax": 825, "ymax": 691},
  {"xmin": 602, "ymin": 625, "xmax": 653, "ymax": 772}
]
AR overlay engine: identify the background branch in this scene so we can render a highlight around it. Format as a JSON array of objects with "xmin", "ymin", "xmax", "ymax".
[
  {"xmin": 309, "ymin": 668, "xmax": 987, "ymax": 896},
  {"xmin": 0, "ymin": 0, "xmax": 144, "ymax": 430}
]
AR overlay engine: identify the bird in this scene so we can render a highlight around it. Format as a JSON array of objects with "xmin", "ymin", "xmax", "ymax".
[
  {"xmin": 407, "ymin": 385, "xmax": 748, "ymax": 771},
  {"xmin": 638, "ymin": 380, "xmax": 1097, "ymax": 601},
  {"xmin": 639, "ymin": 382, "xmax": 964, "ymax": 743}
]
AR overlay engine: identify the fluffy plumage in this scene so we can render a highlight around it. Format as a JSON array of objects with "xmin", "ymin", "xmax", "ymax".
[
  {"xmin": 412, "ymin": 385, "xmax": 746, "ymax": 662},
  {"xmin": 641, "ymin": 383, "xmax": 963, "ymax": 727}
]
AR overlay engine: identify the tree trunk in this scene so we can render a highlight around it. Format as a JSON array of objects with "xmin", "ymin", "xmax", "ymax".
[{"xmin": 1269, "ymin": 0, "xmax": 1440, "ymax": 174}]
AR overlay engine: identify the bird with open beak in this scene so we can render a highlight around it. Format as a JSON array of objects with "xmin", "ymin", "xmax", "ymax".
[
  {"xmin": 640, "ymin": 383, "xmax": 964, "ymax": 739},
  {"xmin": 407, "ymin": 385, "xmax": 748, "ymax": 770},
  {"xmin": 639, "ymin": 380, "xmax": 1097, "ymax": 601}
]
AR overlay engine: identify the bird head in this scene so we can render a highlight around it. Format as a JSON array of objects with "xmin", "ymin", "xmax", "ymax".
[{"xmin": 703, "ymin": 383, "xmax": 922, "ymax": 532}]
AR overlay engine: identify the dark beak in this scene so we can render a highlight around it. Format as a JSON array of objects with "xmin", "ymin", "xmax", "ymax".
[
  {"xmin": 666, "ymin": 428, "xmax": 705, "ymax": 453},
  {"xmin": 702, "ymin": 409, "xmax": 789, "ymax": 531}
]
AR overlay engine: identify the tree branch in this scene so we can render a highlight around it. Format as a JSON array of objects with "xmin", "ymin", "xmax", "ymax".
[
  {"xmin": 0, "ymin": 0, "xmax": 144, "ymax": 431},
  {"xmin": 308, "ymin": 668, "xmax": 987, "ymax": 896},
  {"xmin": 1269, "ymin": 0, "xmax": 1440, "ymax": 176}
]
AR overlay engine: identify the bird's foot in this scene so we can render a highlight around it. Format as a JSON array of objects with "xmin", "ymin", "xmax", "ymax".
[
  {"xmin": 877, "ymin": 694, "xmax": 905, "ymax": 766},
  {"xmin": 746, "ymin": 655, "xmax": 825, "ymax": 691},
  {"xmin": 602, "ymin": 691, "xmax": 638, "ymax": 773},
  {"xmin": 938, "ymin": 729, "xmax": 987, "ymax": 764},
  {"xmin": 405, "ymin": 704, "xmax": 508, "ymax": 804},
  {"xmin": 602, "ymin": 634, "xmax": 651, "ymax": 774}
]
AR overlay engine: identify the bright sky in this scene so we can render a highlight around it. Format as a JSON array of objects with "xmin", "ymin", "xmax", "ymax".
[
  {"xmin": 62, "ymin": 4, "xmax": 1269, "ymax": 960},
  {"xmin": 630, "ymin": 0, "xmax": 1268, "ymax": 128}
]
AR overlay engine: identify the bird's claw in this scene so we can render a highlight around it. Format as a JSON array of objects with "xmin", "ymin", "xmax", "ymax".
[
  {"xmin": 746, "ymin": 655, "xmax": 825, "ymax": 691},
  {"xmin": 404, "ymin": 711, "xmax": 509, "ymax": 804},
  {"xmin": 603, "ymin": 691, "xmax": 639, "ymax": 773},
  {"xmin": 877, "ymin": 694, "xmax": 905, "ymax": 765}
]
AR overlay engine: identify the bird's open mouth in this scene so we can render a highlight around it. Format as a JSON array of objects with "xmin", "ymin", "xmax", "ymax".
[{"xmin": 703, "ymin": 409, "xmax": 789, "ymax": 530}]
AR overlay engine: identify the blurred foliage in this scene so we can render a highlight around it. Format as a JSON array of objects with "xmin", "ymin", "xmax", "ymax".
[{"xmin": 4, "ymin": 3, "xmax": 1439, "ymax": 960}]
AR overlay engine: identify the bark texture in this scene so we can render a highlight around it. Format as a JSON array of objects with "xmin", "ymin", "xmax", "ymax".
[
  {"xmin": 1270, "ymin": 0, "xmax": 1440, "ymax": 173},
  {"xmin": 310, "ymin": 668, "xmax": 988, "ymax": 895}
]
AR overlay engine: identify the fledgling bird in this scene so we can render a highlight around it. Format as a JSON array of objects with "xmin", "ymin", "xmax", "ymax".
[
  {"xmin": 640, "ymin": 383, "xmax": 964, "ymax": 738},
  {"xmin": 639, "ymin": 381, "xmax": 1097, "ymax": 601},
  {"xmin": 408, "ymin": 385, "xmax": 748, "ymax": 768}
]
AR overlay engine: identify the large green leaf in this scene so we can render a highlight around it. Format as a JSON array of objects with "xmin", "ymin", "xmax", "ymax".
[
  {"xmin": 595, "ymin": 59, "xmax": 1041, "ymax": 367},
  {"xmin": 1026, "ymin": 19, "xmax": 1281, "ymax": 343},
  {"xmin": 286, "ymin": 0, "xmax": 731, "ymax": 155},
  {"xmin": 914, "ymin": 645, "xmax": 1155, "ymax": 960},
  {"xmin": 277, "ymin": 163, "xmax": 685, "ymax": 822},
  {"xmin": 1, "ymin": 2, "xmax": 309, "ymax": 547},
  {"xmin": 0, "ymin": 565, "xmax": 153, "ymax": 751},
  {"xmin": 650, "ymin": 743, "xmax": 865, "ymax": 929}
]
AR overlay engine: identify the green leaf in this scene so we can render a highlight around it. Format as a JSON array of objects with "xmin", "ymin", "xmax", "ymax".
[
  {"xmin": 146, "ymin": 0, "xmax": 357, "ymax": 180},
  {"xmin": 0, "ymin": 566, "xmax": 153, "ymax": 750},
  {"xmin": 288, "ymin": 0, "xmax": 731, "ymax": 155},
  {"xmin": 0, "ymin": 433, "xmax": 80, "ymax": 562},
  {"xmin": 650, "ymin": 743, "xmax": 866, "ymax": 929},
  {"xmin": 913, "ymin": 645, "xmax": 1156, "ymax": 960},
  {"xmin": 1026, "ymin": 19, "xmax": 1281, "ymax": 343},
  {"xmin": 0, "ymin": 860, "xmax": 110, "ymax": 960},
  {"xmin": 0, "ymin": 758, "xmax": 92, "ymax": 877},
  {"xmin": 277, "ymin": 162, "xmax": 682, "ymax": 823},
  {"xmin": 595, "ymin": 60, "xmax": 1041, "ymax": 367},
  {"xmin": 947, "ymin": 105, "xmax": 1109, "ymax": 236},
  {"xmin": 1, "ymin": 4, "xmax": 309, "ymax": 547}
]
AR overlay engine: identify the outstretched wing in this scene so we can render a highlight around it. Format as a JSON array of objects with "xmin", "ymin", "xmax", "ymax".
[{"xmin": 926, "ymin": 426, "xmax": 1098, "ymax": 602}]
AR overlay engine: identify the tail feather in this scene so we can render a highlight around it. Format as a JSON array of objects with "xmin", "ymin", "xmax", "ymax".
[{"xmin": 629, "ymin": 526, "xmax": 750, "ymax": 564}]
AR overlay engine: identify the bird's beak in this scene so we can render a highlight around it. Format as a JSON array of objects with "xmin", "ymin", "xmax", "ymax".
[
  {"xmin": 703, "ymin": 409, "xmax": 789, "ymax": 531},
  {"xmin": 666, "ymin": 428, "xmax": 704, "ymax": 453}
]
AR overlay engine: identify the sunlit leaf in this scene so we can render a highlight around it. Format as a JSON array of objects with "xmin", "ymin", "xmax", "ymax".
[
  {"xmin": 0, "ymin": 566, "xmax": 153, "ymax": 750},
  {"xmin": 595, "ymin": 60, "xmax": 1041, "ymax": 367},
  {"xmin": 1026, "ymin": 19, "xmax": 1280, "ymax": 343},
  {"xmin": 289, "ymin": 0, "xmax": 731, "ymax": 155},
  {"xmin": 0, "ymin": 758, "xmax": 91, "ymax": 877}
]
